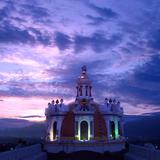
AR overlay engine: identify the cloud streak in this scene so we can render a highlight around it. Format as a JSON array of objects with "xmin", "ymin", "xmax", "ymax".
[{"xmin": 0, "ymin": 0, "xmax": 160, "ymax": 121}]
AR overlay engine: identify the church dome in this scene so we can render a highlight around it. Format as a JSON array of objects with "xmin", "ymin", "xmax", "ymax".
[{"xmin": 45, "ymin": 66, "xmax": 124, "ymax": 148}]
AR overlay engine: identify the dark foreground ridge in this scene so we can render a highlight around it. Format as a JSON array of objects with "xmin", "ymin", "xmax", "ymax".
[{"xmin": 47, "ymin": 150, "xmax": 126, "ymax": 160}]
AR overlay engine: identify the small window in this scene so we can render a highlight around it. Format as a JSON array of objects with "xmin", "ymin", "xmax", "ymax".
[
  {"xmin": 53, "ymin": 121, "xmax": 57, "ymax": 140},
  {"xmin": 110, "ymin": 121, "xmax": 115, "ymax": 140}
]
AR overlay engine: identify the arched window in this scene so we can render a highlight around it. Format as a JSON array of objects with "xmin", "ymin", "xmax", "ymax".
[
  {"xmin": 80, "ymin": 121, "xmax": 88, "ymax": 140},
  {"xmin": 53, "ymin": 121, "xmax": 57, "ymax": 140},
  {"xmin": 110, "ymin": 121, "xmax": 116, "ymax": 140}
]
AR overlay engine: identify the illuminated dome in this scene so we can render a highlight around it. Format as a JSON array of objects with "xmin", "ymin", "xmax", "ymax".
[{"xmin": 44, "ymin": 66, "xmax": 125, "ymax": 153}]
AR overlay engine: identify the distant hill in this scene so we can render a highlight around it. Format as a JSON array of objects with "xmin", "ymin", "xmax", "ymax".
[
  {"xmin": 0, "ymin": 115, "xmax": 160, "ymax": 140},
  {"xmin": 0, "ymin": 121, "xmax": 45, "ymax": 138},
  {"xmin": 0, "ymin": 118, "xmax": 35, "ymax": 129},
  {"xmin": 124, "ymin": 114, "xmax": 160, "ymax": 140}
]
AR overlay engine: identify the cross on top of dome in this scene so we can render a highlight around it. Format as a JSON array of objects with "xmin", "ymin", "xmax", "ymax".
[{"xmin": 80, "ymin": 65, "xmax": 88, "ymax": 79}]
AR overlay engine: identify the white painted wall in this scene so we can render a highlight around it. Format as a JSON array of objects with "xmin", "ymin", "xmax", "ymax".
[
  {"xmin": 103, "ymin": 115, "xmax": 123, "ymax": 140},
  {"xmin": 48, "ymin": 115, "xmax": 64, "ymax": 141}
]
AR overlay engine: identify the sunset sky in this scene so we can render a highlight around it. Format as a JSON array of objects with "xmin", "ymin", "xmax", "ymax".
[{"xmin": 0, "ymin": 0, "xmax": 160, "ymax": 122}]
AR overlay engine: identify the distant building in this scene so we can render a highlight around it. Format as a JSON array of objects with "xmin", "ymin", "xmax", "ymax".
[{"xmin": 44, "ymin": 66, "xmax": 125, "ymax": 153}]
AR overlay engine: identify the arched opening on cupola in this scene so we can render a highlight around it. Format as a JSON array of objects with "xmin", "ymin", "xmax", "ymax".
[
  {"xmin": 110, "ymin": 121, "xmax": 116, "ymax": 140},
  {"xmin": 118, "ymin": 121, "xmax": 122, "ymax": 137},
  {"xmin": 53, "ymin": 121, "xmax": 57, "ymax": 140},
  {"xmin": 80, "ymin": 121, "xmax": 88, "ymax": 140}
]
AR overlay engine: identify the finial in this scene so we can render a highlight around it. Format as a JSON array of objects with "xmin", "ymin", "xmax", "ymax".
[
  {"xmin": 60, "ymin": 99, "xmax": 63, "ymax": 103},
  {"xmin": 52, "ymin": 100, "xmax": 54, "ymax": 105},
  {"xmin": 48, "ymin": 102, "xmax": 51, "ymax": 107},
  {"xmin": 56, "ymin": 99, "xmax": 59, "ymax": 104},
  {"xmin": 109, "ymin": 98, "xmax": 112, "ymax": 103}
]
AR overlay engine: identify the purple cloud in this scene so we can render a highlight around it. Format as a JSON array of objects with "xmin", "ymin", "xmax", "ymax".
[{"xmin": 0, "ymin": 0, "xmax": 160, "ymax": 119}]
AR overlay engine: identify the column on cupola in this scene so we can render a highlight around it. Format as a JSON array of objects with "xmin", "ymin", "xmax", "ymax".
[
  {"xmin": 80, "ymin": 86, "xmax": 82, "ymax": 96},
  {"xmin": 85, "ymin": 85, "xmax": 88, "ymax": 96},
  {"xmin": 82, "ymin": 85, "xmax": 84, "ymax": 96},
  {"xmin": 89, "ymin": 86, "xmax": 92, "ymax": 97},
  {"xmin": 76, "ymin": 86, "xmax": 79, "ymax": 97}
]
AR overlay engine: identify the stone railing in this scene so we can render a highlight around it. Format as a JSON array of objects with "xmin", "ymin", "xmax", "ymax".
[
  {"xmin": 45, "ymin": 106, "xmax": 68, "ymax": 116},
  {"xmin": 125, "ymin": 144, "xmax": 160, "ymax": 160},
  {"xmin": 45, "ymin": 140, "xmax": 126, "ymax": 153},
  {"xmin": 0, "ymin": 144, "xmax": 47, "ymax": 160}
]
